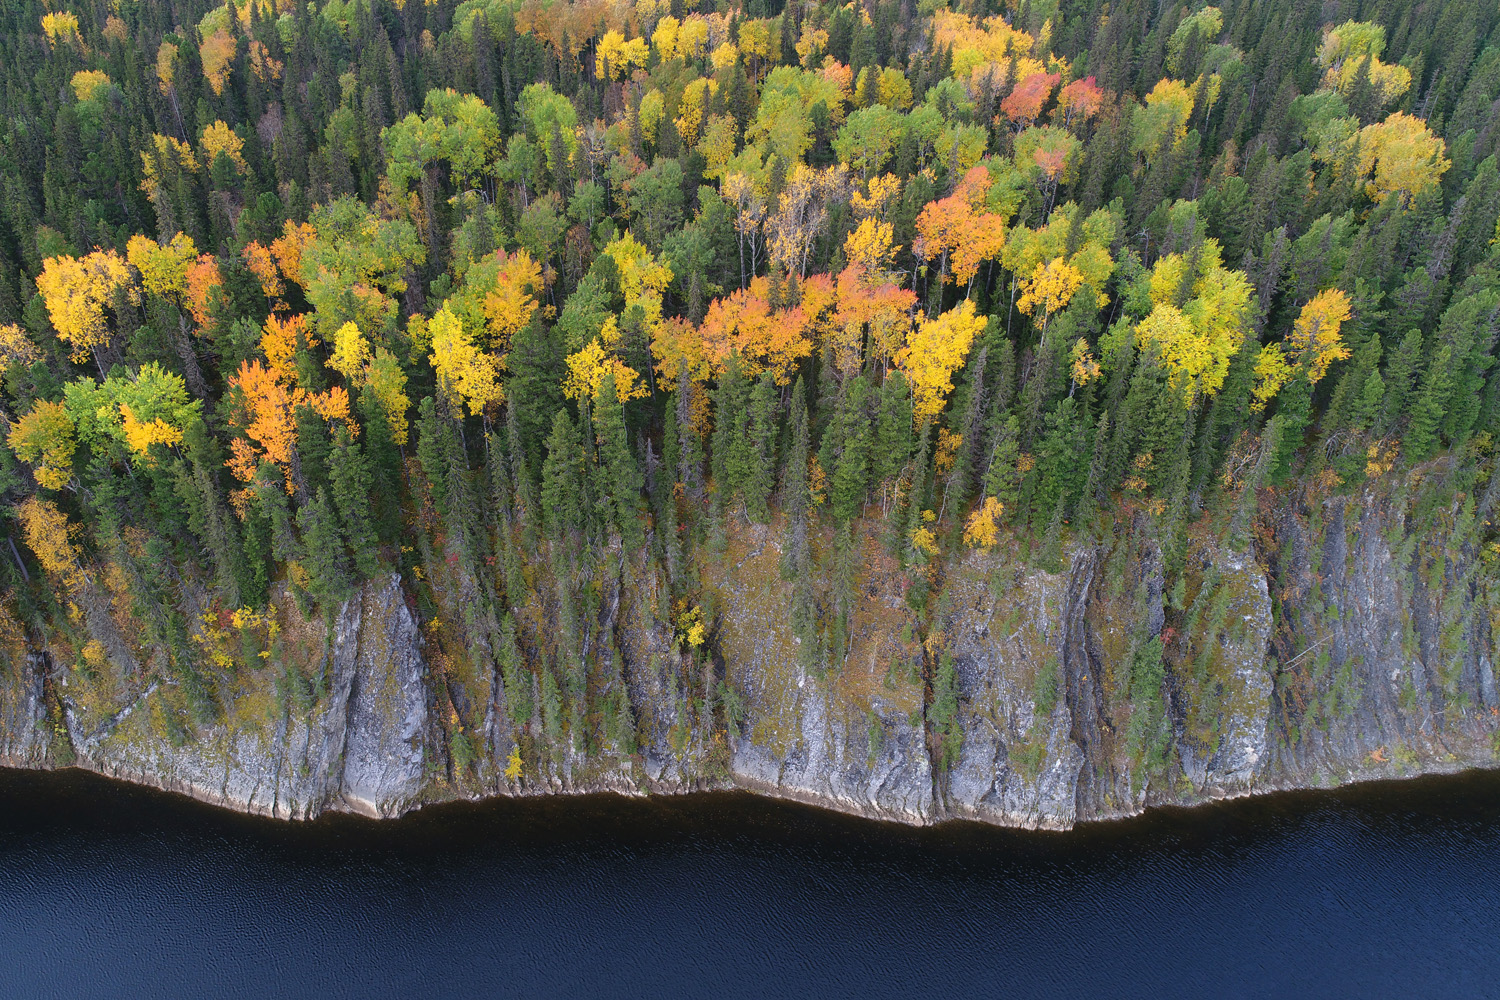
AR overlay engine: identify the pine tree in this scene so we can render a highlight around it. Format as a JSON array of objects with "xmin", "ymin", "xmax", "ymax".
[
  {"xmin": 657, "ymin": 401, "xmax": 683, "ymax": 581},
  {"xmin": 676, "ymin": 363, "xmax": 705, "ymax": 505},
  {"xmin": 1378, "ymin": 329, "xmax": 1423, "ymax": 434},
  {"xmin": 358, "ymin": 387, "xmax": 404, "ymax": 543},
  {"xmin": 981, "ymin": 414, "xmax": 1022, "ymax": 518},
  {"xmin": 874, "ymin": 370, "xmax": 914, "ymax": 498},
  {"xmin": 487, "ymin": 431, "xmax": 530, "ymax": 608},
  {"xmin": 416, "ymin": 397, "xmax": 450, "ymax": 515},
  {"xmin": 827, "ymin": 375, "xmax": 873, "ymax": 521}
]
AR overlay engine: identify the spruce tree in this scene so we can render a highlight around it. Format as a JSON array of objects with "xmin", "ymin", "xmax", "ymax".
[
  {"xmin": 541, "ymin": 408, "xmax": 586, "ymax": 540},
  {"xmin": 743, "ymin": 375, "xmax": 778, "ymax": 522},
  {"xmin": 874, "ymin": 370, "xmax": 914, "ymax": 500},
  {"xmin": 296, "ymin": 487, "xmax": 354, "ymax": 607},
  {"xmin": 329, "ymin": 426, "xmax": 380, "ymax": 578},
  {"xmin": 593, "ymin": 371, "xmax": 644, "ymax": 548},
  {"xmin": 711, "ymin": 354, "xmax": 750, "ymax": 512},
  {"xmin": 1378, "ymin": 329, "xmax": 1423, "ymax": 434},
  {"xmin": 1404, "ymin": 346, "xmax": 1453, "ymax": 463},
  {"xmin": 781, "ymin": 378, "xmax": 812, "ymax": 579},
  {"xmin": 676, "ymin": 363, "xmax": 705, "ymax": 505},
  {"xmin": 827, "ymin": 375, "xmax": 873, "ymax": 522}
]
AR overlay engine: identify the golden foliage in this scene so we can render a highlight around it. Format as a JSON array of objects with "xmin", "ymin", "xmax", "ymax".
[
  {"xmin": 1250, "ymin": 344, "xmax": 1292, "ymax": 411},
  {"xmin": 1017, "ymin": 257, "xmax": 1084, "ymax": 320},
  {"xmin": 1352, "ymin": 112, "xmax": 1450, "ymax": 205},
  {"xmin": 36, "ymin": 250, "xmax": 140, "ymax": 363},
  {"xmin": 430, "ymin": 305, "xmax": 505, "ymax": 417},
  {"xmin": 9, "ymin": 400, "xmax": 76, "ymax": 490},
  {"xmin": 1287, "ymin": 289, "xmax": 1352, "ymax": 384},
  {"xmin": 843, "ymin": 217, "xmax": 897, "ymax": 272},
  {"xmin": 0, "ymin": 324, "xmax": 43, "ymax": 370},
  {"xmin": 898, "ymin": 300, "xmax": 986, "ymax": 422},
  {"xmin": 199, "ymin": 120, "xmax": 248, "ymax": 173},
  {"xmin": 17, "ymin": 496, "xmax": 88, "ymax": 592},
  {"xmin": 963, "ymin": 496, "xmax": 1005, "ymax": 550},
  {"xmin": 71, "ymin": 70, "xmax": 110, "ymax": 101},
  {"xmin": 1133, "ymin": 240, "xmax": 1252, "ymax": 404},
  {"xmin": 120, "ymin": 402, "xmax": 183, "ymax": 455},
  {"xmin": 562, "ymin": 338, "xmax": 647, "ymax": 402},
  {"xmin": 199, "ymin": 28, "xmax": 237, "ymax": 96},
  {"xmin": 1069, "ymin": 338, "xmax": 1101, "ymax": 386},
  {"xmin": 156, "ymin": 41, "xmax": 178, "ymax": 92},
  {"xmin": 41, "ymin": 11, "xmax": 80, "ymax": 47}
]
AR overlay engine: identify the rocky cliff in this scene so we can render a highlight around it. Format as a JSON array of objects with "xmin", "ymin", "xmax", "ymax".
[{"xmin": 0, "ymin": 486, "xmax": 1495, "ymax": 829}]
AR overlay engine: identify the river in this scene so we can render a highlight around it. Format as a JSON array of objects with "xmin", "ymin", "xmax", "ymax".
[{"xmin": 1, "ymin": 767, "xmax": 1498, "ymax": 998}]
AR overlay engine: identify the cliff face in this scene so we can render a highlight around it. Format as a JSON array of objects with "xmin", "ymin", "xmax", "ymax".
[{"xmin": 0, "ymin": 491, "xmax": 1495, "ymax": 829}]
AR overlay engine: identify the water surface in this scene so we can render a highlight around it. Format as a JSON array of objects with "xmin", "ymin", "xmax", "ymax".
[{"xmin": 1, "ymin": 767, "xmax": 1497, "ymax": 998}]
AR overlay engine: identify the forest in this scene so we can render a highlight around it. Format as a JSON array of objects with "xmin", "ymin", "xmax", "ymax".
[{"xmin": 0, "ymin": 0, "xmax": 1496, "ymax": 778}]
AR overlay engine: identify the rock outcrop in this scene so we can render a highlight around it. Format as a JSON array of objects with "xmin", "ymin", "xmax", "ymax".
[{"xmin": 0, "ymin": 496, "xmax": 1495, "ymax": 829}]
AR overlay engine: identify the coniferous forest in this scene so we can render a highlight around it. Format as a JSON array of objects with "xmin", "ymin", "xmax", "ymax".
[{"xmin": 0, "ymin": 0, "xmax": 1498, "ymax": 787}]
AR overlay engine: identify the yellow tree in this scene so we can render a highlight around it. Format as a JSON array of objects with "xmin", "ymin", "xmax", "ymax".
[
  {"xmin": 0, "ymin": 324, "xmax": 42, "ymax": 371},
  {"xmin": 963, "ymin": 496, "xmax": 1004, "ymax": 550},
  {"xmin": 1287, "ymin": 289, "xmax": 1353, "ymax": 383},
  {"xmin": 481, "ymin": 249, "xmax": 543, "ymax": 352},
  {"xmin": 1132, "ymin": 239, "xmax": 1252, "ymax": 404},
  {"xmin": 9, "ymin": 400, "xmax": 76, "ymax": 489},
  {"xmin": 327, "ymin": 321, "xmax": 411, "ymax": 444},
  {"xmin": 562, "ymin": 339, "xmax": 648, "ymax": 402},
  {"xmin": 429, "ymin": 306, "xmax": 504, "ymax": 417},
  {"xmin": 16, "ymin": 496, "xmax": 90, "ymax": 593},
  {"xmin": 36, "ymin": 250, "xmax": 140, "ymax": 367},
  {"xmin": 1017, "ymin": 257, "xmax": 1084, "ymax": 329},
  {"xmin": 127, "ymin": 233, "xmax": 221, "ymax": 327},
  {"xmin": 897, "ymin": 300, "xmax": 986, "ymax": 422},
  {"xmin": 675, "ymin": 79, "xmax": 715, "ymax": 145},
  {"xmin": 1317, "ymin": 22, "xmax": 1411, "ymax": 107},
  {"xmin": 1004, "ymin": 203, "xmax": 1117, "ymax": 305},
  {"xmin": 605, "ymin": 231, "xmax": 673, "ymax": 328},
  {"xmin": 40, "ymin": 11, "xmax": 80, "ymax": 48},
  {"xmin": 199, "ymin": 120, "xmax": 249, "ymax": 173},
  {"xmin": 843, "ymin": 217, "xmax": 898, "ymax": 272},
  {"xmin": 1352, "ymin": 112, "xmax": 1450, "ymax": 206},
  {"xmin": 71, "ymin": 70, "xmax": 110, "ymax": 101}
]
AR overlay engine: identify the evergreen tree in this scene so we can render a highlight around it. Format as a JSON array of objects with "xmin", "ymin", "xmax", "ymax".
[
  {"xmin": 541, "ymin": 408, "xmax": 586, "ymax": 540},
  {"xmin": 1405, "ymin": 346, "xmax": 1454, "ymax": 463},
  {"xmin": 296, "ymin": 487, "xmax": 354, "ymax": 607},
  {"xmin": 743, "ymin": 375, "xmax": 778, "ymax": 522},
  {"xmin": 711, "ymin": 354, "xmax": 750, "ymax": 512},
  {"xmin": 329, "ymin": 426, "xmax": 380, "ymax": 578},
  {"xmin": 593, "ymin": 371, "xmax": 644, "ymax": 547}
]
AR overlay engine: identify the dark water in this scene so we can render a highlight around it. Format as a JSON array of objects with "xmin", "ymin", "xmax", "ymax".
[{"xmin": 2, "ymin": 770, "xmax": 1499, "ymax": 999}]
